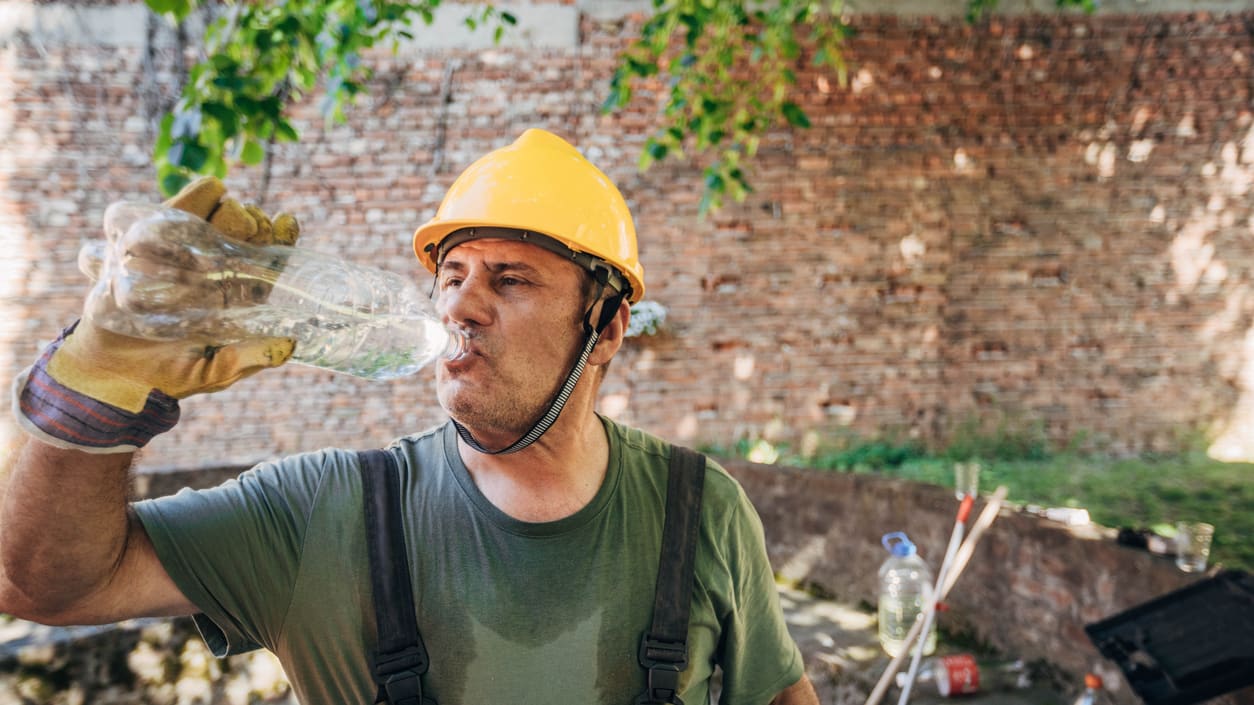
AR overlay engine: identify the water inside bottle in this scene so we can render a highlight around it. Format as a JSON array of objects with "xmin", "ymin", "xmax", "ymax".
[
  {"xmin": 878, "ymin": 593, "xmax": 938, "ymax": 657},
  {"xmin": 254, "ymin": 309, "xmax": 462, "ymax": 380},
  {"xmin": 81, "ymin": 201, "xmax": 467, "ymax": 380}
]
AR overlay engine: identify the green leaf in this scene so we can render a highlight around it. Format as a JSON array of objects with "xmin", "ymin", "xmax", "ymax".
[
  {"xmin": 144, "ymin": 0, "xmax": 192, "ymax": 21},
  {"xmin": 211, "ymin": 74, "xmax": 246, "ymax": 92},
  {"xmin": 241, "ymin": 139, "xmax": 266, "ymax": 165},
  {"xmin": 169, "ymin": 140, "xmax": 209, "ymax": 171},
  {"xmin": 154, "ymin": 113, "xmax": 174, "ymax": 154},
  {"xmin": 626, "ymin": 56, "xmax": 658, "ymax": 77},
  {"xmin": 277, "ymin": 15, "xmax": 303, "ymax": 35},
  {"xmin": 260, "ymin": 95, "xmax": 285, "ymax": 120},
  {"xmin": 209, "ymin": 54, "xmax": 239, "ymax": 73},
  {"xmin": 201, "ymin": 102, "xmax": 239, "ymax": 137},
  {"xmin": 275, "ymin": 119, "xmax": 300, "ymax": 142},
  {"xmin": 205, "ymin": 152, "xmax": 228, "ymax": 178},
  {"xmin": 781, "ymin": 101, "xmax": 811, "ymax": 128},
  {"xmin": 601, "ymin": 79, "xmax": 631, "ymax": 113},
  {"xmin": 680, "ymin": 13, "xmax": 703, "ymax": 48},
  {"xmin": 145, "ymin": 0, "xmax": 177, "ymax": 13},
  {"xmin": 160, "ymin": 171, "xmax": 191, "ymax": 198}
]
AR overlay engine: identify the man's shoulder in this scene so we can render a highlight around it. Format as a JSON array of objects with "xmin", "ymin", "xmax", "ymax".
[
  {"xmin": 389, "ymin": 420, "xmax": 449, "ymax": 457},
  {"xmin": 604, "ymin": 417, "xmax": 669, "ymax": 460},
  {"xmin": 604, "ymin": 417, "xmax": 742, "ymax": 503},
  {"xmin": 230, "ymin": 421, "xmax": 449, "ymax": 506}
]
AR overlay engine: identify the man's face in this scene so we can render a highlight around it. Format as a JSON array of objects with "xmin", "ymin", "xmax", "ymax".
[{"xmin": 433, "ymin": 238, "xmax": 589, "ymax": 442}]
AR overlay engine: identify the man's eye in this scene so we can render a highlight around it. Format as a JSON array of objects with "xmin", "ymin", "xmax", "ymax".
[
  {"xmin": 439, "ymin": 277, "xmax": 462, "ymax": 289},
  {"xmin": 499, "ymin": 276, "xmax": 526, "ymax": 287}
]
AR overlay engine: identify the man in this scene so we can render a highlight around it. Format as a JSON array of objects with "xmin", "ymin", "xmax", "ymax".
[{"xmin": 1, "ymin": 129, "xmax": 818, "ymax": 704}]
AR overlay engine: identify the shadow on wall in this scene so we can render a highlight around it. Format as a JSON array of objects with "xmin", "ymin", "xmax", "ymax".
[{"xmin": 1179, "ymin": 127, "xmax": 1254, "ymax": 460}]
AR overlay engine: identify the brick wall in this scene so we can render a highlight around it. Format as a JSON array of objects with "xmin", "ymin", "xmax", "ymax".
[{"xmin": 2, "ymin": 2, "xmax": 1253, "ymax": 469}]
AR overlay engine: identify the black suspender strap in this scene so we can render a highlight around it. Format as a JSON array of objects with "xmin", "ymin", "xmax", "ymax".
[
  {"xmin": 357, "ymin": 449, "xmax": 436, "ymax": 705},
  {"xmin": 358, "ymin": 444, "xmax": 705, "ymax": 704},
  {"xmin": 637, "ymin": 444, "xmax": 707, "ymax": 705}
]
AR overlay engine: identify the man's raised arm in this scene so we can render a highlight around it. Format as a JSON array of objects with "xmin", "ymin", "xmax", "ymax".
[
  {"xmin": 1, "ymin": 177, "xmax": 299, "ymax": 625},
  {"xmin": 0, "ymin": 439, "xmax": 192, "ymax": 624}
]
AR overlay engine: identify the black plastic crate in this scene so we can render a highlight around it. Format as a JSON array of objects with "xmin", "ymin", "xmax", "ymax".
[{"xmin": 1085, "ymin": 570, "xmax": 1254, "ymax": 705}]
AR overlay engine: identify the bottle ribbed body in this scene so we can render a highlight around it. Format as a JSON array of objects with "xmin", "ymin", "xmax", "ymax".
[
  {"xmin": 245, "ymin": 256, "xmax": 462, "ymax": 379},
  {"xmin": 80, "ymin": 201, "xmax": 464, "ymax": 380},
  {"xmin": 878, "ymin": 546, "xmax": 937, "ymax": 657}
]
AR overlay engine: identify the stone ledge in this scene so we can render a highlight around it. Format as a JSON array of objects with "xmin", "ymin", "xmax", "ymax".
[{"xmin": 720, "ymin": 459, "xmax": 1254, "ymax": 705}]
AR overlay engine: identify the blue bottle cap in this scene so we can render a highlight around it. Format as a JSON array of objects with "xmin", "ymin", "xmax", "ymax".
[{"xmin": 882, "ymin": 531, "xmax": 917, "ymax": 557}]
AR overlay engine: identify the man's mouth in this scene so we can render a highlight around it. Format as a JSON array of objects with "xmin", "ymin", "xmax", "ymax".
[{"xmin": 443, "ymin": 336, "xmax": 484, "ymax": 371}]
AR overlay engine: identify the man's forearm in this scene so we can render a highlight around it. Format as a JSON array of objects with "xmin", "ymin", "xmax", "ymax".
[
  {"xmin": 0, "ymin": 438, "xmax": 135, "ymax": 621},
  {"xmin": 771, "ymin": 674, "xmax": 820, "ymax": 705}
]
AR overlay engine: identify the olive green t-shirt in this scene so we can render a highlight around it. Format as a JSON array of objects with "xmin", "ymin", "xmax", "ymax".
[{"xmin": 134, "ymin": 418, "xmax": 803, "ymax": 704}]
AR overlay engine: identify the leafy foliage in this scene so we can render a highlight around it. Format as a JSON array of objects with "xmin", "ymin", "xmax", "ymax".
[
  {"xmin": 601, "ymin": 0, "xmax": 852, "ymax": 214},
  {"xmin": 145, "ymin": 0, "xmax": 515, "ymax": 196},
  {"xmin": 143, "ymin": 0, "xmax": 1098, "ymax": 207}
]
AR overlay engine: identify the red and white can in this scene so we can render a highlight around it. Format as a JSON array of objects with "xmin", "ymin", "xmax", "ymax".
[{"xmin": 936, "ymin": 653, "xmax": 981, "ymax": 696}]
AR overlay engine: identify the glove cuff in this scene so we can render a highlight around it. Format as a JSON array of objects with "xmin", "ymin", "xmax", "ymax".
[{"xmin": 12, "ymin": 326, "xmax": 181, "ymax": 453}]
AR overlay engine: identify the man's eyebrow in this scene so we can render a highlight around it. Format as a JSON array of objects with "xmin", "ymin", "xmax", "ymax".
[{"xmin": 440, "ymin": 259, "xmax": 545, "ymax": 276}]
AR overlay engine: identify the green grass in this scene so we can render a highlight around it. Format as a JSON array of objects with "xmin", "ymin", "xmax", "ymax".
[
  {"xmin": 883, "ymin": 453, "xmax": 1252, "ymax": 571},
  {"xmin": 710, "ymin": 436, "xmax": 1254, "ymax": 571}
]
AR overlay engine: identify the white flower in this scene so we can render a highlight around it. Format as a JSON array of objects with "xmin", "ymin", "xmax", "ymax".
[{"xmin": 627, "ymin": 300, "xmax": 668, "ymax": 337}]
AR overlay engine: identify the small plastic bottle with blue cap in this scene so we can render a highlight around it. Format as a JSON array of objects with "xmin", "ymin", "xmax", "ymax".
[{"xmin": 878, "ymin": 532, "xmax": 937, "ymax": 657}]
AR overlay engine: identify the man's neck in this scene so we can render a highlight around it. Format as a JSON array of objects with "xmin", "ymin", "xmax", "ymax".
[{"xmin": 457, "ymin": 410, "xmax": 610, "ymax": 523}]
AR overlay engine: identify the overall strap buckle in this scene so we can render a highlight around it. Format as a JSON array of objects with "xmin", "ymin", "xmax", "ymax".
[{"xmin": 636, "ymin": 635, "xmax": 688, "ymax": 705}]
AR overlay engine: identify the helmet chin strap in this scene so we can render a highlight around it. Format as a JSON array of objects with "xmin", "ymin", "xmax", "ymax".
[{"xmin": 452, "ymin": 274, "xmax": 627, "ymax": 456}]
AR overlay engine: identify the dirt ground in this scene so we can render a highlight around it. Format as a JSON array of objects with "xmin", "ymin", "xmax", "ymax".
[{"xmin": 779, "ymin": 585, "xmax": 1073, "ymax": 705}]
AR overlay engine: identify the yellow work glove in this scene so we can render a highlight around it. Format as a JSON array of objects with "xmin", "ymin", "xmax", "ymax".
[{"xmin": 13, "ymin": 177, "xmax": 301, "ymax": 453}]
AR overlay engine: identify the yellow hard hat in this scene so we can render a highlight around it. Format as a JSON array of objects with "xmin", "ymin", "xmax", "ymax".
[{"xmin": 413, "ymin": 128, "xmax": 645, "ymax": 302}]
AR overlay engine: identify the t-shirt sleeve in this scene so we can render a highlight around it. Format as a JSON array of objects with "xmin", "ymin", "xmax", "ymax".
[
  {"xmin": 132, "ymin": 453, "xmax": 332, "ymax": 657},
  {"xmin": 715, "ymin": 483, "xmax": 805, "ymax": 705}
]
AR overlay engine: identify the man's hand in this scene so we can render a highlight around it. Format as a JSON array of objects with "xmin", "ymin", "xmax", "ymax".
[{"xmin": 12, "ymin": 177, "xmax": 301, "ymax": 453}]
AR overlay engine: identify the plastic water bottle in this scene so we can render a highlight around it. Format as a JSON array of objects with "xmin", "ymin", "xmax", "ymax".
[
  {"xmin": 896, "ymin": 654, "xmax": 1031, "ymax": 696},
  {"xmin": 78, "ymin": 201, "xmax": 466, "ymax": 380},
  {"xmin": 878, "ymin": 532, "xmax": 937, "ymax": 657}
]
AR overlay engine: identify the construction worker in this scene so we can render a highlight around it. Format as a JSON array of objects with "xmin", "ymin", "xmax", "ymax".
[{"xmin": 1, "ymin": 129, "xmax": 818, "ymax": 704}]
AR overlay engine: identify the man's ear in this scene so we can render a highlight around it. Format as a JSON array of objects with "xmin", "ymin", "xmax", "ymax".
[{"xmin": 590, "ymin": 298, "xmax": 631, "ymax": 366}]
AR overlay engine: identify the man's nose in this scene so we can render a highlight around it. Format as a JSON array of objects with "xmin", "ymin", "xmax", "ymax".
[{"xmin": 437, "ymin": 273, "xmax": 494, "ymax": 328}]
